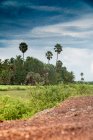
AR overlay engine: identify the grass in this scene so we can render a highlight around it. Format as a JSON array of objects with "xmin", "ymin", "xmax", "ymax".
[
  {"xmin": 0, "ymin": 85, "xmax": 31, "ymax": 91},
  {"xmin": 0, "ymin": 84, "xmax": 93, "ymax": 120}
]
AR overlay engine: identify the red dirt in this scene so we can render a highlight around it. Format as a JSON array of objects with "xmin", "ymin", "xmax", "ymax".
[{"xmin": 0, "ymin": 96, "xmax": 93, "ymax": 140}]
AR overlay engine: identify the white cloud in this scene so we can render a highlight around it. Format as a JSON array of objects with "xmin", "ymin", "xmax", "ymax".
[
  {"xmin": 30, "ymin": 14, "xmax": 93, "ymax": 39},
  {"xmin": 62, "ymin": 48, "xmax": 93, "ymax": 81}
]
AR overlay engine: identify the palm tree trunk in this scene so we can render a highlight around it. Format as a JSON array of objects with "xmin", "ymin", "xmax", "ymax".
[
  {"xmin": 23, "ymin": 53, "xmax": 24, "ymax": 65},
  {"xmin": 48, "ymin": 59, "xmax": 50, "ymax": 64},
  {"xmin": 57, "ymin": 52, "xmax": 58, "ymax": 62}
]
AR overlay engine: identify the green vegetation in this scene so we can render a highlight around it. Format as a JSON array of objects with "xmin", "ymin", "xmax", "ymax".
[
  {"xmin": 80, "ymin": 72, "xmax": 84, "ymax": 82},
  {"xmin": 45, "ymin": 51, "xmax": 53, "ymax": 64},
  {"xmin": 54, "ymin": 43, "xmax": 63, "ymax": 61},
  {"xmin": 19, "ymin": 42, "xmax": 28, "ymax": 63},
  {"xmin": 0, "ymin": 43, "xmax": 75, "ymax": 85},
  {"xmin": 0, "ymin": 84, "xmax": 93, "ymax": 120},
  {"xmin": 0, "ymin": 42, "xmax": 92, "ymax": 121},
  {"xmin": 0, "ymin": 56, "xmax": 74, "ymax": 85}
]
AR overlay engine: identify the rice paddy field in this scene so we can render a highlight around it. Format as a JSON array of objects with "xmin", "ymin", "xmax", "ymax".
[{"xmin": 0, "ymin": 84, "xmax": 93, "ymax": 120}]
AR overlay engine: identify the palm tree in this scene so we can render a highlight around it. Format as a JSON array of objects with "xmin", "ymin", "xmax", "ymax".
[
  {"xmin": 19, "ymin": 42, "xmax": 28, "ymax": 63},
  {"xmin": 45, "ymin": 51, "xmax": 53, "ymax": 64},
  {"xmin": 81, "ymin": 77, "xmax": 84, "ymax": 82},
  {"xmin": 80, "ymin": 72, "xmax": 84, "ymax": 82},
  {"xmin": 80, "ymin": 72, "xmax": 83, "ymax": 77},
  {"xmin": 54, "ymin": 44, "xmax": 63, "ymax": 61}
]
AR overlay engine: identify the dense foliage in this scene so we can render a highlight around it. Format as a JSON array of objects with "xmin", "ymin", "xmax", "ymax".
[{"xmin": 0, "ymin": 56, "xmax": 74, "ymax": 85}]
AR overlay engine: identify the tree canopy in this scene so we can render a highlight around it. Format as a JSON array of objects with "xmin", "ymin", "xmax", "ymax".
[
  {"xmin": 0, "ymin": 42, "xmax": 75, "ymax": 85},
  {"xmin": 0, "ymin": 56, "xmax": 75, "ymax": 85}
]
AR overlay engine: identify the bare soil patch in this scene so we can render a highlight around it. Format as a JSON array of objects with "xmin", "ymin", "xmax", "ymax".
[{"xmin": 0, "ymin": 96, "xmax": 93, "ymax": 140}]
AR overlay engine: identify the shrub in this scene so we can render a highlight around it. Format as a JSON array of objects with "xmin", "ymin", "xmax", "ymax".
[{"xmin": 0, "ymin": 95, "xmax": 30, "ymax": 120}]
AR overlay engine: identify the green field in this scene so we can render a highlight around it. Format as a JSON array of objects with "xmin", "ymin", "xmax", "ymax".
[{"xmin": 0, "ymin": 84, "xmax": 93, "ymax": 120}]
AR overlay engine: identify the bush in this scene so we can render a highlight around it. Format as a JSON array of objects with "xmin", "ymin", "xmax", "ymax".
[
  {"xmin": 0, "ymin": 84, "xmax": 93, "ymax": 120},
  {"xmin": 28, "ymin": 85, "xmax": 71, "ymax": 115},
  {"xmin": 0, "ymin": 95, "xmax": 30, "ymax": 120},
  {"xmin": 77, "ymin": 84, "xmax": 88, "ymax": 95}
]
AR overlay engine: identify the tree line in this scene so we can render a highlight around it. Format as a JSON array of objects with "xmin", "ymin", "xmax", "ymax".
[{"xmin": 0, "ymin": 42, "xmax": 75, "ymax": 85}]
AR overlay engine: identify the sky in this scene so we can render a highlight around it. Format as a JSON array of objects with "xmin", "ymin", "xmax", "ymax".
[{"xmin": 0, "ymin": 0, "xmax": 93, "ymax": 81}]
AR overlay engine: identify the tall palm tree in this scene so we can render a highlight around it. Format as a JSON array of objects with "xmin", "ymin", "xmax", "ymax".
[
  {"xmin": 54, "ymin": 44, "xmax": 63, "ymax": 61},
  {"xmin": 45, "ymin": 51, "xmax": 53, "ymax": 64},
  {"xmin": 80, "ymin": 72, "xmax": 84, "ymax": 82},
  {"xmin": 19, "ymin": 42, "xmax": 28, "ymax": 63},
  {"xmin": 80, "ymin": 72, "xmax": 84, "ymax": 77}
]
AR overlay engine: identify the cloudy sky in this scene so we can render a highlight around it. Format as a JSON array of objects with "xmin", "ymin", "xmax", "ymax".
[{"xmin": 0, "ymin": 0, "xmax": 93, "ymax": 81}]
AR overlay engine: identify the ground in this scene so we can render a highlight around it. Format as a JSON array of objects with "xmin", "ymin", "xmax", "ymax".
[{"xmin": 0, "ymin": 96, "xmax": 93, "ymax": 140}]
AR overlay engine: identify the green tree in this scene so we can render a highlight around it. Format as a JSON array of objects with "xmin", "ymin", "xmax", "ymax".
[
  {"xmin": 0, "ymin": 70, "xmax": 10, "ymax": 84},
  {"xmin": 9, "ymin": 63, "xmax": 16, "ymax": 85},
  {"xmin": 25, "ymin": 72, "xmax": 35, "ymax": 85},
  {"xmin": 0, "ymin": 51, "xmax": 75, "ymax": 85},
  {"xmin": 45, "ymin": 51, "xmax": 53, "ymax": 64},
  {"xmin": 19, "ymin": 42, "xmax": 28, "ymax": 63},
  {"xmin": 25, "ymin": 57, "xmax": 44, "ymax": 74},
  {"xmin": 0, "ymin": 59, "xmax": 2, "ymax": 73},
  {"xmin": 80, "ymin": 72, "xmax": 84, "ymax": 77},
  {"xmin": 81, "ymin": 77, "xmax": 84, "ymax": 82},
  {"xmin": 54, "ymin": 44, "xmax": 63, "ymax": 61},
  {"xmin": 80, "ymin": 72, "xmax": 84, "ymax": 82},
  {"xmin": 55, "ymin": 60, "xmax": 63, "ymax": 83},
  {"xmin": 56, "ymin": 60, "xmax": 63, "ymax": 72},
  {"xmin": 46, "ymin": 64, "xmax": 56, "ymax": 84},
  {"xmin": 61, "ymin": 67, "xmax": 75, "ymax": 83},
  {"xmin": 14, "ymin": 55, "xmax": 26, "ymax": 84},
  {"xmin": 9, "ymin": 57, "xmax": 15, "ymax": 64}
]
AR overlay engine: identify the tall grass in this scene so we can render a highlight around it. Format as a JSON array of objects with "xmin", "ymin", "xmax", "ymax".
[{"xmin": 0, "ymin": 84, "xmax": 93, "ymax": 120}]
